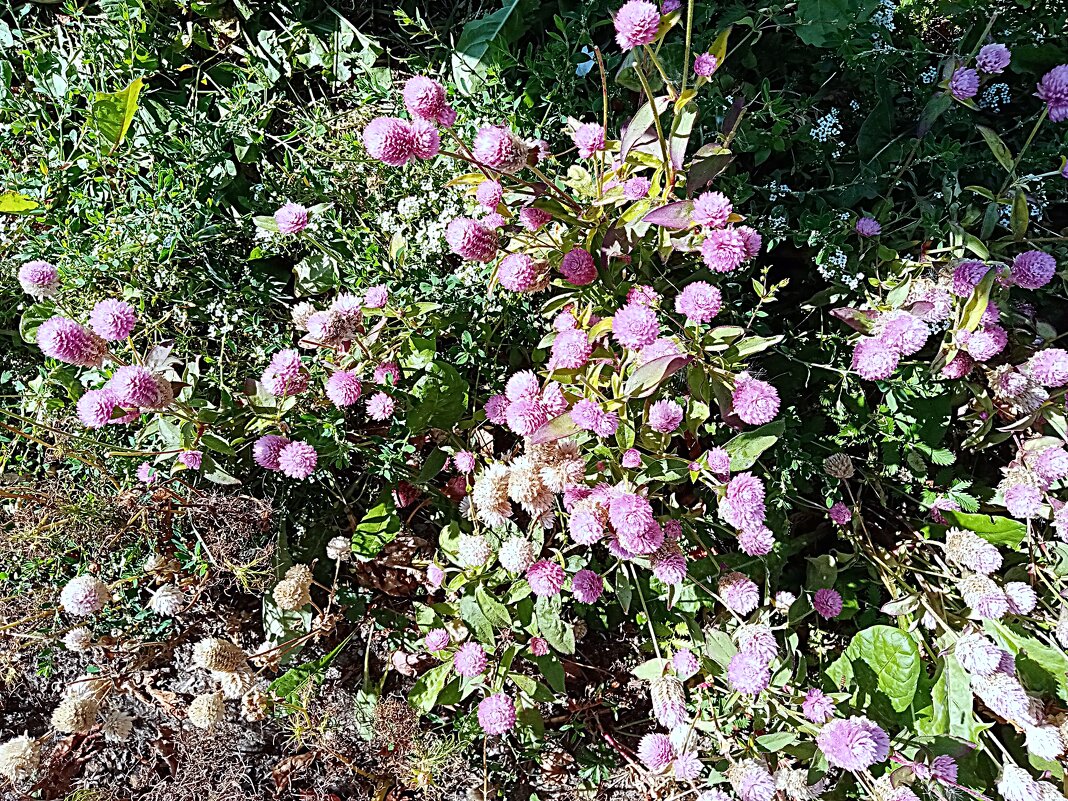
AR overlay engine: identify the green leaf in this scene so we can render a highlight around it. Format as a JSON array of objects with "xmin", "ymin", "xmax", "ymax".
[
  {"xmin": 959, "ymin": 267, "xmax": 997, "ymax": 333},
  {"xmin": 985, "ymin": 620, "xmax": 1068, "ymax": 703},
  {"xmin": 614, "ymin": 569, "xmax": 633, "ymax": 614},
  {"xmin": 262, "ymin": 596, "xmax": 312, "ymax": 665},
  {"xmin": 531, "ymin": 654, "xmax": 566, "ymax": 694},
  {"xmin": 269, "ymin": 634, "xmax": 353, "ymax": 703},
  {"xmin": 351, "ymin": 495, "xmax": 401, "ymax": 558},
  {"xmin": 87, "ymin": 77, "xmax": 144, "ymax": 152},
  {"xmin": 200, "ymin": 432, "xmax": 236, "ymax": 456},
  {"xmin": 724, "ymin": 420, "xmax": 785, "ymax": 471},
  {"xmin": 408, "ymin": 662, "xmax": 452, "ymax": 713},
  {"xmin": 940, "ymin": 510, "xmax": 1026, "ymax": 549},
  {"xmin": 1012, "ymin": 189, "xmax": 1030, "ymax": 241},
  {"xmin": 795, "ymin": 0, "xmax": 862, "ymax": 47},
  {"xmin": 977, "ymin": 126, "xmax": 1014, "ymax": 173},
  {"xmin": 451, "ymin": 0, "xmax": 528, "ymax": 94},
  {"xmin": 0, "ymin": 191, "xmax": 38, "ymax": 214},
  {"xmin": 624, "ymin": 354, "xmax": 692, "ymax": 397},
  {"xmin": 528, "ymin": 411, "xmax": 581, "ymax": 445},
  {"xmin": 756, "ymin": 732, "xmax": 798, "ymax": 750},
  {"xmin": 844, "ymin": 625, "xmax": 921, "ymax": 712},
  {"xmin": 460, "ymin": 593, "xmax": 495, "ymax": 644},
  {"xmin": 293, "ymin": 252, "xmax": 339, "ymax": 297},
  {"xmin": 916, "ymin": 635, "xmax": 986, "ymax": 741},
  {"xmin": 409, "ymin": 361, "xmax": 469, "ymax": 431},
  {"xmin": 200, "ymin": 454, "xmax": 242, "ymax": 486},
  {"xmin": 476, "ymin": 585, "xmax": 512, "ymax": 629},
  {"xmin": 632, "ymin": 657, "xmax": 669, "ymax": 681},
  {"xmin": 19, "ymin": 301, "xmax": 55, "ymax": 344},
  {"xmin": 917, "ymin": 93, "xmax": 953, "ymax": 137},
  {"xmin": 535, "ymin": 594, "xmax": 575, "ymax": 654},
  {"xmin": 621, "ymin": 96, "xmax": 671, "ymax": 160}
]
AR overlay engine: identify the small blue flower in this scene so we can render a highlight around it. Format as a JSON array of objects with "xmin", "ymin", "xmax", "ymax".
[{"xmin": 575, "ymin": 46, "xmax": 595, "ymax": 77}]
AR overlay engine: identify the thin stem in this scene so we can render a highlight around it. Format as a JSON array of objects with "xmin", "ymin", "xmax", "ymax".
[
  {"xmin": 632, "ymin": 61, "xmax": 671, "ymax": 179},
  {"xmin": 629, "ymin": 563, "xmax": 662, "ymax": 660}
]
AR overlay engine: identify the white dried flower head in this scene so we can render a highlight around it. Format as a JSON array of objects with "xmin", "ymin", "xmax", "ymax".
[
  {"xmin": 871, "ymin": 775, "xmax": 919, "ymax": 801},
  {"xmin": 0, "ymin": 735, "xmax": 40, "ymax": 783},
  {"xmin": 776, "ymin": 767, "xmax": 818, "ymax": 801},
  {"xmin": 326, "ymin": 536, "xmax": 351, "ymax": 561},
  {"xmin": 650, "ymin": 675, "xmax": 688, "ymax": 729},
  {"xmin": 284, "ymin": 563, "xmax": 314, "ymax": 587},
  {"xmin": 100, "ymin": 707, "xmax": 134, "ymax": 743},
  {"xmin": 971, "ymin": 671, "xmax": 1034, "ymax": 725},
  {"xmin": 59, "ymin": 575, "xmax": 109, "ymax": 616},
  {"xmin": 734, "ymin": 623, "xmax": 778, "ymax": 664},
  {"xmin": 63, "ymin": 627, "xmax": 93, "ymax": 652},
  {"xmin": 291, "ymin": 301, "xmax": 317, "ymax": 330},
  {"xmin": 573, "ymin": 619, "xmax": 587, "ymax": 640},
  {"xmin": 241, "ymin": 688, "xmax": 268, "ymax": 721},
  {"xmin": 149, "ymin": 584, "xmax": 186, "ymax": 616},
  {"xmin": 51, "ymin": 695, "xmax": 100, "ymax": 733},
  {"xmin": 507, "ymin": 455, "xmax": 554, "ymax": 516},
  {"xmin": 945, "ymin": 528, "xmax": 1002, "ymax": 575},
  {"xmin": 273, "ymin": 578, "xmax": 312, "ymax": 611},
  {"xmin": 1005, "ymin": 581, "xmax": 1038, "ymax": 615},
  {"xmin": 192, "ymin": 637, "xmax": 248, "ymax": 673},
  {"xmin": 823, "ymin": 453, "xmax": 854, "ymax": 479},
  {"xmin": 64, "ymin": 675, "xmax": 108, "ymax": 701},
  {"xmin": 954, "ymin": 631, "xmax": 1003, "ymax": 675},
  {"xmin": 214, "ymin": 669, "xmax": 255, "ymax": 699},
  {"xmin": 457, "ymin": 533, "xmax": 492, "ymax": 568},
  {"xmin": 497, "ymin": 537, "xmax": 536, "ymax": 573},
  {"xmin": 773, "ymin": 591, "xmax": 797, "ymax": 612},
  {"xmin": 998, "ymin": 764, "xmax": 1041, "ymax": 801},
  {"xmin": 471, "ymin": 463, "xmax": 512, "ymax": 527},
  {"xmin": 957, "ymin": 573, "xmax": 1008, "ymax": 619},
  {"xmin": 187, "ymin": 691, "xmax": 225, "ymax": 730},
  {"xmin": 1057, "ymin": 607, "xmax": 1068, "ymax": 650},
  {"xmin": 1025, "ymin": 724, "xmax": 1066, "ymax": 760}
]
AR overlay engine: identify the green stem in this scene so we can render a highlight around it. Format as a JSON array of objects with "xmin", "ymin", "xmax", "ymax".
[
  {"xmin": 629, "ymin": 563, "xmax": 662, "ymax": 660},
  {"xmin": 998, "ymin": 108, "xmax": 1047, "ymax": 198},
  {"xmin": 633, "ymin": 61, "xmax": 671, "ymax": 184}
]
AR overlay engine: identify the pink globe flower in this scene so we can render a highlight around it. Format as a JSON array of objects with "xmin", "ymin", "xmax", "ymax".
[
  {"xmin": 424, "ymin": 628, "xmax": 450, "ymax": 652},
  {"xmin": 951, "ymin": 260, "xmax": 990, "ymax": 297},
  {"xmin": 855, "ymin": 217, "xmax": 881, "ymax": 237},
  {"xmin": 454, "ymin": 642, "xmax": 487, "ymax": 677},
  {"xmin": 569, "ymin": 506, "xmax": 605, "ymax": 545},
  {"xmin": 621, "ymin": 448, "xmax": 642, "ymax": 469},
  {"xmin": 636, "ymin": 733, "xmax": 676, "ymax": 771},
  {"xmin": 88, "ymin": 299, "xmax": 136, "ymax": 341},
  {"xmin": 560, "ymin": 248, "xmax": 597, "ymax": 285},
  {"xmin": 137, "ymin": 461, "xmax": 160, "ymax": 485},
  {"xmin": 816, "ymin": 716, "xmax": 889, "ymax": 772},
  {"xmin": 366, "ymin": 392, "xmax": 396, "ymax": 421},
  {"xmin": 877, "ymin": 310, "xmax": 929, "ymax": 356},
  {"xmin": 718, "ymin": 571, "xmax": 760, "ymax": 614},
  {"xmin": 977, "ymin": 43, "xmax": 1011, "ymax": 74},
  {"xmin": 1004, "ymin": 483, "xmax": 1042, "ymax": 518},
  {"xmin": 1035, "ymin": 446, "xmax": 1068, "ymax": 483},
  {"xmin": 612, "ymin": 303, "xmax": 660, "ymax": 349},
  {"xmin": 363, "ymin": 117, "xmax": 415, "ymax": 167},
  {"xmin": 478, "ymin": 692, "xmax": 517, "ymax": 736},
  {"xmin": 277, "ymin": 441, "xmax": 317, "ymax": 479},
  {"xmin": 60, "ymin": 575, "xmax": 108, "ymax": 616},
  {"xmin": 628, "ymin": 284, "xmax": 660, "ymax": 307},
  {"xmin": 572, "ymin": 569, "xmax": 604, "ymax": 603},
  {"xmin": 1005, "ymin": 581, "xmax": 1037, "ymax": 615},
  {"xmin": 426, "ymin": 564, "xmax": 445, "ymax": 589},
  {"xmin": 1037, "ymin": 65, "xmax": 1068, "ymax": 122},
  {"xmin": 700, "ymin": 227, "xmax": 748, "ymax": 272},
  {"xmin": 326, "ymin": 371, "xmax": 363, "ymax": 407},
  {"xmin": 719, "ymin": 473, "xmax": 766, "ymax": 532},
  {"xmin": 37, "ymin": 317, "xmax": 105, "ymax": 367},
  {"xmin": 527, "ymin": 559, "xmax": 566, "ymax": 597},
  {"xmin": 472, "ymin": 125, "xmax": 529, "ymax": 174},
  {"xmin": 623, "ymin": 177, "xmax": 651, "ymax": 200},
  {"xmin": 253, "ymin": 435, "xmax": 290, "ymax": 471},
  {"xmin": 476, "ymin": 180, "xmax": 504, "ymax": 209},
  {"xmin": 675, "ymin": 281, "xmax": 722, "ymax": 323},
  {"xmin": 959, "ymin": 325, "xmax": 1006, "ymax": 362},
  {"xmin": 732, "ymin": 374, "xmax": 779, "ymax": 425},
  {"xmin": 728, "ymin": 652, "xmax": 771, "ymax": 695},
  {"xmin": 482, "ymin": 211, "xmax": 505, "ymax": 229},
  {"xmin": 651, "ymin": 542, "xmax": 687, "ymax": 583},
  {"xmin": 402, "ymin": 76, "xmax": 447, "ymax": 122},
  {"xmin": 519, "ymin": 206, "xmax": 552, "ymax": 231},
  {"xmin": 648, "ymin": 399, "xmax": 684, "ymax": 433},
  {"xmin": 262, "ymin": 349, "xmax": 310, "ymax": 397},
  {"xmin": 1027, "ymin": 348, "xmax": 1068, "ymax": 386},
  {"xmin": 177, "ymin": 450, "xmax": 202, "ymax": 470},
  {"xmin": 738, "ymin": 226, "xmax": 762, "ymax": 258},
  {"xmin": 950, "ymin": 67, "xmax": 979, "ymax": 100},
  {"xmin": 541, "ymin": 382, "xmax": 567, "ymax": 416},
  {"xmin": 506, "ymin": 398, "xmax": 548, "ymax": 436},
  {"xmin": 694, "ymin": 52, "xmax": 718, "ymax": 77},
  {"xmin": 437, "ymin": 105, "xmax": 457, "ymax": 127},
  {"xmin": 941, "ymin": 351, "xmax": 974, "ymax": 379},
  {"xmin": 708, "ymin": 447, "xmax": 731, "ymax": 475},
  {"xmin": 446, "ymin": 217, "xmax": 498, "ymax": 262},
  {"xmin": 802, "ymin": 688, "xmax": 835, "ymax": 723},
  {"xmin": 364, "ymin": 285, "xmax": 389, "ymax": 308},
  {"xmin": 737, "ymin": 525, "xmax": 774, "ymax": 556},
  {"xmin": 550, "ymin": 328, "xmax": 592, "ymax": 369},
  {"xmin": 673, "ymin": 751, "xmax": 702, "ymax": 781},
  {"xmin": 374, "ymin": 362, "xmax": 401, "ymax": 385},
  {"xmin": 453, "ymin": 451, "xmax": 476, "ymax": 474},
  {"xmin": 529, "ymin": 636, "xmax": 549, "ymax": 656},
  {"xmin": 498, "ymin": 252, "xmax": 543, "ymax": 292},
  {"xmin": 274, "ymin": 202, "xmax": 309, "ymax": 234},
  {"xmin": 18, "ymin": 259, "xmax": 59, "ymax": 298},
  {"xmin": 572, "ymin": 123, "xmax": 606, "ymax": 158},
  {"xmin": 692, "ymin": 191, "xmax": 732, "ymax": 228},
  {"xmin": 829, "ymin": 502, "xmax": 851, "ymax": 526},
  {"xmin": 851, "ymin": 337, "xmax": 899, "ymax": 381},
  {"xmin": 1011, "ymin": 250, "xmax": 1056, "ymax": 289},
  {"xmin": 109, "ymin": 365, "xmax": 162, "ymax": 407},
  {"xmin": 614, "ymin": 0, "xmax": 661, "ymax": 51},
  {"xmin": 76, "ymin": 389, "xmax": 117, "ymax": 429},
  {"xmin": 813, "ymin": 588, "xmax": 843, "ymax": 619},
  {"xmin": 485, "ymin": 393, "xmax": 510, "ymax": 424},
  {"xmin": 609, "ymin": 492, "xmax": 655, "ymax": 539},
  {"xmin": 410, "ymin": 118, "xmax": 442, "ymax": 159},
  {"xmin": 672, "ymin": 648, "xmax": 700, "ymax": 679}
]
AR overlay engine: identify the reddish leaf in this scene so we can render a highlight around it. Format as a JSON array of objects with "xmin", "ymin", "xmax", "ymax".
[{"xmin": 641, "ymin": 201, "xmax": 695, "ymax": 230}]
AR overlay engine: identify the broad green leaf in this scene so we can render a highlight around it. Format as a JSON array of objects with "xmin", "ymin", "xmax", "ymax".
[
  {"xmin": 476, "ymin": 585, "xmax": 512, "ymax": 629},
  {"xmin": 0, "ymin": 191, "xmax": 38, "ymax": 213},
  {"xmin": 940, "ymin": 510, "xmax": 1026, "ymax": 549},
  {"xmin": 986, "ymin": 620, "xmax": 1068, "ymax": 703},
  {"xmin": 409, "ymin": 361, "xmax": 469, "ymax": 431},
  {"xmin": 535, "ymin": 594, "xmax": 575, "ymax": 654},
  {"xmin": 451, "ymin": 0, "xmax": 527, "ymax": 94},
  {"xmin": 845, "ymin": 625, "xmax": 921, "ymax": 712},
  {"xmin": 87, "ymin": 77, "xmax": 144, "ymax": 152},
  {"xmin": 293, "ymin": 251, "xmax": 339, "ymax": 297},
  {"xmin": 531, "ymin": 654, "xmax": 566, "ymax": 694},
  {"xmin": 408, "ymin": 662, "xmax": 452, "ymax": 713},
  {"xmin": 200, "ymin": 432, "xmax": 236, "ymax": 456},
  {"xmin": 795, "ymin": 0, "xmax": 859, "ymax": 47},
  {"xmin": 528, "ymin": 411, "xmax": 581, "ymax": 445},
  {"xmin": 351, "ymin": 495, "xmax": 401, "ymax": 558},
  {"xmin": 460, "ymin": 593, "xmax": 496, "ymax": 644},
  {"xmin": 621, "ymin": 96, "xmax": 670, "ymax": 160},
  {"xmin": 959, "ymin": 267, "xmax": 996, "ymax": 333},
  {"xmin": 624, "ymin": 354, "xmax": 691, "ymax": 398},
  {"xmin": 724, "ymin": 420, "xmax": 785, "ymax": 471},
  {"xmin": 977, "ymin": 126, "xmax": 1014, "ymax": 173},
  {"xmin": 632, "ymin": 657, "xmax": 668, "ymax": 681},
  {"xmin": 641, "ymin": 201, "xmax": 695, "ymax": 230},
  {"xmin": 200, "ymin": 454, "xmax": 241, "ymax": 486},
  {"xmin": 19, "ymin": 301, "xmax": 55, "ymax": 344},
  {"xmin": 709, "ymin": 27, "xmax": 730, "ymax": 65},
  {"xmin": 269, "ymin": 634, "xmax": 353, "ymax": 703},
  {"xmin": 915, "ymin": 635, "xmax": 986, "ymax": 741}
]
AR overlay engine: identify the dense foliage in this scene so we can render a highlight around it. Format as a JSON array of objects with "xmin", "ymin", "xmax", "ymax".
[{"xmin": 2, "ymin": 1, "xmax": 1068, "ymax": 799}]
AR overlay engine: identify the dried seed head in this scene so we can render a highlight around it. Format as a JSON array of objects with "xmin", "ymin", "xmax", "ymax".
[
  {"xmin": 187, "ymin": 692, "xmax": 225, "ymax": 730},
  {"xmin": 100, "ymin": 707, "xmax": 134, "ymax": 742},
  {"xmin": 214, "ymin": 669, "xmax": 255, "ymax": 700},
  {"xmin": 0, "ymin": 736, "xmax": 40, "ymax": 783},
  {"xmin": 272, "ymin": 577, "xmax": 312, "ymax": 611},
  {"xmin": 326, "ymin": 536, "xmax": 351, "ymax": 561},
  {"xmin": 823, "ymin": 453, "xmax": 855, "ymax": 479},
  {"xmin": 284, "ymin": 563, "xmax": 313, "ymax": 587},
  {"xmin": 148, "ymin": 584, "xmax": 186, "ymax": 616},
  {"xmin": 51, "ymin": 695, "xmax": 100, "ymax": 734},
  {"xmin": 192, "ymin": 637, "xmax": 248, "ymax": 673},
  {"xmin": 62, "ymin": 627, "xmax": 93, "ymax": 652},
  {"xmin": 241, "ymin": 688, "xmax": 268, "ymax": 722}
]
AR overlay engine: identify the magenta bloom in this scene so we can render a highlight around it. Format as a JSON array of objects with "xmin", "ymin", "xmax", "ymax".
[
  {"xmin": 374, "ymin": 362, "xmax": 401, "ymax": 385},
  {"xmin": 813, "ymin": 588, "xmax": 843, "ymax": 619},
  {"xmin": 18, "ymin": 259, "xmax": 59, "ymax": 298},
  {"xmin": 614, "ymin": 0, "xmax": 661, "ymax": 50},
  {"xmin": 950, "ymin": 67, "xmax": 979, "ymax": 100},
  {"xmin": 175, "ymin": 450, "xmax": 201, "ymax": 470},
  {"xmin": 878, "ymin": 310, "xmax": 930, "ymax": 356},
  {"xmin": 738, "ymin": 525, "xmax": 774, "ymax": 556},
  {"xmin": 1011, "ymin": 250, "xmax": 1056, "ymax": 289},
  {"xmin": 277, "ymin": 441, "xmax": 317, "ymax": 479},
  {"xmin": 89, "ymin": 299, "xmax": 136, "ymax": 341},
  {"xmin": 477, "ymin": 693, "xmax": 517, "ymax": 736},
  {"xmin": 108, "ymin": 365, "xmax": 161, "ymax": 407},
  {"xmin": 454, "ymin": 642, "xmax": 487, "ymax": 677},
  {"xmin": 402, "ymin": 76, "xmax": 447, "ymax": 122},
  {"xmin": 951, "ymin": 261, "xmax": 990, "ymax": 297},
  {"xmin": 485, "ymin": 393, "xmax": 510, "ymax": 424},
  {"xmin": 802, "ymin": 688, "xmax": 835, "ymax": 723},
  {"xmin": 851, "ymin": 337, "xmax": 899, "ymax": 381},
  {"xmin": 651, "ymin": 543, "xmax": 687, "ymax": 584},
  {"xmin": 941, "ymin": 352, "xmax": 974, "ymax": 379},
  {"xmin": 1037, "ymin": 65, "xmax": 1068, "ymax": 122},
  {"xmin": 253, "ymin": 435, "xmax": 290, "ymax": 471},
  {"xmin": 700, "ymin": 227, "xmax": 748, "ymax": 272},
  {"xmin": 623, "ymin": 177, "xmax": 651, "ymax": 200},
  {"xmin": 977, "ymin": 43, "xmax": 1011, "ymax": 74},
  {"xmin": 446, "ymin": 217, "xmax": 498, "ymax": 262},
  {"xmin": 855, "ymin": 217, "xmax": 881, "ymax": 237},
  {"xmin": 612, "ymin": 303, "xmax": 660, "ymax": 349},
  {"xmin": 410, "ymin": 119, "xmax": 441, "ymax": 159},
  {"xmin": 732, "ymin": 374, "xmax": 779, "ymax": 425},
  {"xmin": 363, "ymin": 117, "xmax": 414, "ymax": 166},
  {"xmin": 424, "ymin": 628, "xmax": 450, "ymax": 652},
  {"xmin": 675, "ymin": 281, "xmax": 722, "ymax": 324},
  {"xmin": 648, "ymin": 399, "xmax": 684, "ymax": 433},
  {"xmin": 506, "ymin": 398, "xmax": 548, "ymax": 436},
  {"xmin": 829, "ymin": 502, "xmax": 851, "ymax": 526},
  {"xmin": 37, "ymin": 317, "xmax": 104, "ymax": 367},
  {"xmin": 137, "ymin": 461, "xmax": 160, "ymax": 485},
  {"xmin": 694, "ymin": 52, "xmax": 718, "ymax": 77},
  {"xmin": 498, "ymin": 253, "xmax": 542, "ymax": 292},
  {"xmin": 529, "ymin": 636, "xmax": 549, "ymax": 656},
  {"xmin": 519, "ymin": 206, "xmax": 552, "ymax": 231},
  {"xmin": 568, "ymin": 507, "xmax": 605, "ymax": 545},
  {"xmin": 326, "ymin": 371, "xmax": 363, "ymax": 407},
  {"xmin": 476, "ymin": 180, "xmax": 503, "ymax": 209},
  {"xmin": 693, "ymin": 191, "xmax": 733, "ymax": 228},
  {"xmin": 720, "ymin": 473, "xmax": 766, "ymax": 532},
  {"xmin": 453, "ymin": 451, "xmax": 476, "ymax": 474},
  {"xmin": 364, "ymin": 285, "xmax": 389, "ymax": 308},
  {"xmin": 550, "ymin": 328, "xmax": 592, "ymax": 370},
  {"xmin": 572, "ymin": 123, "xmax": 606, "ymax": 159},
  {"xmin": 76, "ymin": 389, "xmax": 117, "ymax": 429},
  {"xmin": 728, "ymin": 652, "xmax": 771, "ymax": 695},
  {"xmin": 274, "ymin": 202, "xmax": 309, "ymax": 234},
  {"xmin": 816, "ymin": 716, "xmax": 890, "ymax": 772},
  {"xmin": 609, "ymin": 492, "xmax": 655, "ymax": 539},
  {"xmin": 636, "ymin": 733, "xmax": 676, "ymax": 771},
  {"xmin": 262, "ymin": 349, "xmax": 310, "ymax": 397},
  {"xmin": 527, "ymin": 559, "xmax": 566, "ymax": 597},
  {"xmin": 366, "ymin": 392, "xmax": 396, "ymax": 421},
  {"xmin": 628, "ymin": 285, "xmax": 660, "ymax": 307},
  {"xmin": 718, "ymin": 571, "xmax": 760, "ymax": 614},
  {"xmin": 572, "ymin": 569, "xmax": 604, "ymax": 603},
  {"xmin": 560, "ymin": 248, "xmax": 597, "ymax": 286},
  {"xmin": 472, "ymin": 125, "xmax": 529, "ymax": 174},
  {"xmin": 621, "ymin": 448, "xmax": 642, "ymax": 469},
  {"xmin": 1027, "ymin": 348, "xmax": 1068, "ymax": 386}
]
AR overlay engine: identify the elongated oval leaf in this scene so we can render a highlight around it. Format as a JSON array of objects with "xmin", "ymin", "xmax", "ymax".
[
  {"xmin": 620, "ymin": 96, "xmax": 670, "ymax": 160},
  {"xmin": 641, "ymin": 201, "xmax": 695, "ymax": 230},
  {"xmin": 529, "ymin": 411, "xmax": 581, "ymax": 445},
  {"xmin": 624, "ymin": 354, "xmax": 692, "ymax": 398},
  {"xmin": 845, "ymin": 625, "xmax": 921, "ymax": 713},
  {"xmin": 724, "ymin": 419, "xmax": 784, "ymax": 470},
  {"xmin": 88, "ymin": 77, "xmax": 144, "ymax": 152}
]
